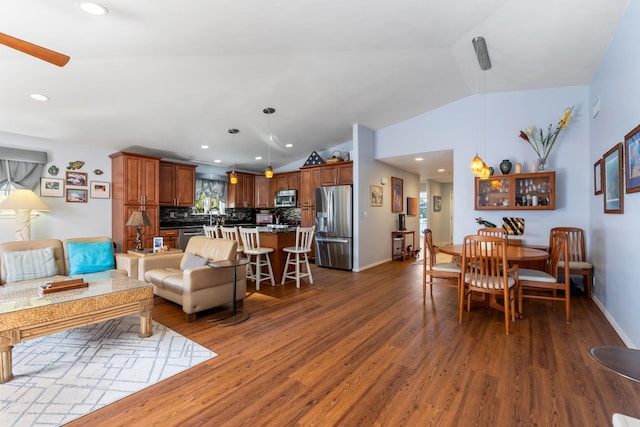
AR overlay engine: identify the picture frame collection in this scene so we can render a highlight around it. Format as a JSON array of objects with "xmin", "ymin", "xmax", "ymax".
[
  {"xmin": 594, "ymin": 123, "xmax": 640, "ymax": 214},
  {"xmin": 40, "ymin": 164, "xmax": 110, "ymax": 202}
]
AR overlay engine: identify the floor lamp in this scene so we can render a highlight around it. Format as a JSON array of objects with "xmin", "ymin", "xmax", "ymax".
[
  {"xmin": 0, "ymin": 189, "xmax": 50, "ymax": 241},
  {"xmin": 126, "ymin": 210, "xmax": 152, "ymax": 252}
]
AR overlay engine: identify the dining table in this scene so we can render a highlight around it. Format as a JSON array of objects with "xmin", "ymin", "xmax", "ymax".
[{"xmin": 438, "ymin": 243, "xmax": 550, "ymax": 312}]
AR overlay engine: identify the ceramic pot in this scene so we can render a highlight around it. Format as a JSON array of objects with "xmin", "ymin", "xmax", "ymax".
[{"xmin": 499, "ymin": 159, "xmax": 512, "ymax": 175}]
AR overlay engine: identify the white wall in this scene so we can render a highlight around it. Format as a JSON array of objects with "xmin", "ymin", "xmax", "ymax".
[
  {"xmin": 588, "ymin": 0, "xmax": 640, "ymax": 347},
  {"xmin": 0, "ymin": 133, "xmax": 113, "ymax": 242},
  {"xmin": 354, "ymin": 124, "xmax": 420, "ymax": 270},
  {"xmin": 375, "ymin": 86, "xmax": 590, "ymax": 247}
]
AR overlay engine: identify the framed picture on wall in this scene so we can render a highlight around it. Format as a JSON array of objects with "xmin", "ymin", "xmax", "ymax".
[
  {"xmin": 370, "ymin": 185, "xmax": 383, "ymax": 207},
  {"xmin": 624, "ymin": 124, "xmax": 640, "ymax": 193},
  {"xmin": 66, "ymin": 171, "xmax": 87, "ymax": 186},
  {"xmin": 90, "ymin": 181, "xmax": 111, "ymax": 199},
  {"xmin": 391, "ymin": 177, "xmax": 403, "ymax": 212},
  {"xmin": 603, "ymin": 142, "xmax": 624, "ymax": 214},
  {"xmin": 433, "ymin": 195, "xmax": 442, "ymax": 212},
  {"xmin": 40, "ymin": 177, "xmax": 64, "ymax": 197},
  {"xmin": 406, "ymin": 197, "xmax": 417, "ymax": 216},
  {"xmin": 66, "ymin": 188, "xmax": 88, "ymax": 203},
  {"xmin": 594, "ymin": 159, "xmax": 603, "ymax": 195}
]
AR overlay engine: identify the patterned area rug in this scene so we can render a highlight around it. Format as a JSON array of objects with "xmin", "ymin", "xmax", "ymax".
[{"xmin": 0, "ymin": 316, "xmax": 216, "ymax": 426}]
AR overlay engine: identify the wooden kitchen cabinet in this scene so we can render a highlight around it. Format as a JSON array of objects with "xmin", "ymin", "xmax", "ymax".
[
  {"xmin": 475, "ymin": 171, "xmax": 555, "ymax": 210},
  {"xmin": 159, "ymin": 161, "xmax": 196, "ymax": 207},
  {"xmin": 254, "ymin": 175, "xmax": 272, "ymax": 208},
  {"xmin": 227, "ymin": 171, "xmax": 255, "ymax": 208},
  {"xmin": 299, "ymin": 166, "xmax": 321, "ymax": 207},
  {"xmin": 159, "ymin": 228, "xmax": 179, "ymax": 249},
  {"xmin": 274, "ymin": 171, "xmax": 299, "ymax": 192},
  {"xmin": 320, "ymin": 161, "xmax": 353, "ymax": 186},
  {"xmin": 110, "ymin": 152, "xmax": 161, "ymax": 252}
]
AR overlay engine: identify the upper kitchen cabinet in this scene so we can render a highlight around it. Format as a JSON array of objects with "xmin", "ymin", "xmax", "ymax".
[
  {"xmin": 110, "ymin": 152, "xmax": 160, "ymax": 206},
  {"xmin": 159, "ymin": 161, "xmax": 196, "ymax": 207},
  {"xmin": 227, "ymin": 171, "xmax": 255, "ymax": 208},
  {"xmin": 274, "ymin": 171, "xmax": 300, "ymax": 192},
  {"xmin": 320, "ymin": 161, "xmax": 353, "ymax": 186},
  {"xmin": 254, "ymin": 174, "xmax": 272, "ymax": 208},
  {"xmin": 299, "ymin": 166, "xmax": 321, "ymax": 207}
]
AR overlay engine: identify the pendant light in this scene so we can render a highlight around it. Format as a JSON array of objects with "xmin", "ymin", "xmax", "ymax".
[
  {"xmin": 228, "ymin": 128, "xmax": 239, "ymax": 184},
  {"xmin": 263, "ymin": 107, "xmax": 275, "ymax": 178},
  {"xmin": 470, "ymin": 36, "xmax": 492, "ymax": 177}
]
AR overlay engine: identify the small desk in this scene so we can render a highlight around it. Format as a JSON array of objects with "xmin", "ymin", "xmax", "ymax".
[
  {"xmin": 590, "ymin": 346, "xmax": 640, "ymax": 383},
  {"xmin": 208, "ymin": 258, "xmax": 249, "ymax": 327},
  {"xmin": 391, "ymin": 230, "xmax": 415, "ymax": 261}
]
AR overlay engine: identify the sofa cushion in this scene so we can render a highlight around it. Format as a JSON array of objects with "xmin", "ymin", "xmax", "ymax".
[
  {"xmin": 4, "ymin": 246, "xmax": 58, "ymax": 283},
  {"xmin": 182, "ymin": 252, "xmax": 208, "ymax": 270},
  {"xmin": 0, "ymin": 239, "xmax": 65, "ymax": 284},
  {"xmin": 66, "ymin": 240, "xmax": 115, "ymax": 275}
]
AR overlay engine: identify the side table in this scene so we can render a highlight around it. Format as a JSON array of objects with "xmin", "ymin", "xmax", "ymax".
[
  {"xmin": 208, "ymin": 258, "xmax": 249, "ymax": 327},
  {"xmin": 391, "ymin": 230, "xmax": 415, "ymax": 261}
]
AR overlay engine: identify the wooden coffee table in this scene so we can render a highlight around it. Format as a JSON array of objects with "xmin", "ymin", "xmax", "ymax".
[{"xmin": 0, "ymin": 272, "xmax": 154, "ymax": 383}]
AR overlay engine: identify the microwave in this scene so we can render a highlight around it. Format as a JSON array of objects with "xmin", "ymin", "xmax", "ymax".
[{"xmin": 275, "ymin": 190, "xmax": 297, "ymax": 207}]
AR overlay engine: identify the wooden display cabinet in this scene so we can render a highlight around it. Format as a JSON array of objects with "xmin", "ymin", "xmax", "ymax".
[{"xmin": 475, "ymin": 171, "xmax": 555, "ymax": 210}]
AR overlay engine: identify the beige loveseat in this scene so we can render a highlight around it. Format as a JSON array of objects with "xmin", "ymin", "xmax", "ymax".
[
  {"xmin": 141, "ymin": 236, "xmax": 245, "ymax": 322},
  {"xmin": 0, "ymin": 236, "xmax": 137, "ymax": 286}
]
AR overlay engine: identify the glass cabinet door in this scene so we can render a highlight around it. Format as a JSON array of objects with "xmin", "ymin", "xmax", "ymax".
[{"xmin": 475, "ymin": 172, "xmax": 555, "ymax": 210}]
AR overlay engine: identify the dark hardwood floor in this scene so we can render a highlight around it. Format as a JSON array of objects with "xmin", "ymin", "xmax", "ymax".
[{"xmin": 67, "ymin": 258, "xmax": 640, "ymax": 426}]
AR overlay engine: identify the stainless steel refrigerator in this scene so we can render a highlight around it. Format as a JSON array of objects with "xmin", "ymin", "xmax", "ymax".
[{"xmin": 315, "ymin": 185, "xmax": 353, "ymax": 270}]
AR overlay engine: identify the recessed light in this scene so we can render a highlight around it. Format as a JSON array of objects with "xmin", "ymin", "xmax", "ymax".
[
  {"xmin": 285, "ymin": 143, "xmax": 293, "ymax": 148},
  {"xmin": 80, "ymin": 2, "xmax": 109, "ymax": 15},
  {"xmin": 415, "ymin": 157, "xmax": 423, "ymax": 161},
  {"xmin": 255, "ymin": 156, "xmax": 262, "ymax": 160},
  {"xmin": 214, "ymin": 159, "xmax": 221, "ymax": 163},
  {"xmin": 29, "ymin": 93, "xmax": 49, "ymax": 102},
  {"xmin": 201, "ymin": 145, "xmax": 209, "ymax": 149},
  {"xmin": 437, "ymin": 168, "xmax": 445, "ymax": 172}
]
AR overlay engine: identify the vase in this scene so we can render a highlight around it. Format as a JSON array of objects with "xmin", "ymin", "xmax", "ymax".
[
  {"xmin": 537, "ymin": 158, "xmax": 547, "ymax": 172},
  {"xmin": 499, "ymin": 159, "xmax": 512, "ymax": 175}
]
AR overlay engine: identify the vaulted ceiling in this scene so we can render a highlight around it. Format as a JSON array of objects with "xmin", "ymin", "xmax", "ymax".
[{"xmin": 0, "ymin": 1, "xmax": 627, "ymax": 182}]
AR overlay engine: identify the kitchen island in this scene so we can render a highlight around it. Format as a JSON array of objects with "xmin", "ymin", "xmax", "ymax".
[{"xmin": 258, "ymin": 229, "xmax": 296, "ymax": 285}]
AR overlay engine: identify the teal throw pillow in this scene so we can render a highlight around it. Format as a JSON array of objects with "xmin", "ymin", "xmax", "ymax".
[
  {"xmin": 4, "ymin": 246, "xmax": 58, "ymax": 283},
  {"xmin": 67, "ymin": 241, "xmax": 115, "ymax": 275}
]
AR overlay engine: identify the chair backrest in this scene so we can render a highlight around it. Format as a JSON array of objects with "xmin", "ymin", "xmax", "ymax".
[
  {"xmin": 203, "ymin": 225, "xmax": 219, "ymax": 238},
  {"xmin": 548, "ymin": 230, "xmax": 570, "ymax": 280},
  {"xmin": 461, "ymin": 234, "xmax": 509, "ymax": 290},
  {"xmin": 423, "ymin": 229, "xmax": 437, "ymax": 268},
  {"xmin": 220, "ymin": 226, "xmax": 241, "ymax": 244},
  {"xmin": 550, "ymin": 227, "xmax": 586, "ymax": 262},
  {"xmin": 239, "ymin": 227, "xmax": 261, "ymax": 252},
  {"xmin": 478, "ymin": 227, "xmax": 508, "ymax": 240},
  {"xmin": 294, "ymin": 226, "xmax": 315, "ymax": 250}
]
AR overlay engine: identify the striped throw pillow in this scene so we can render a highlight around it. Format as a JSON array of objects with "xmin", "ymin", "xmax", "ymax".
[{"xmin": 4, "ymin": 246, "xmax": 58, "ymax": 283}]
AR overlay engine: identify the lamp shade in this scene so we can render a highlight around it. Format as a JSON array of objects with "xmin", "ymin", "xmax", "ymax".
[
  {"xmin": 126, "ymin": 210, "xmax": 152, "ymax": 227},
  {"xmin": 0, "ymin": 189, "xmax": 50, "ymax": 211}
]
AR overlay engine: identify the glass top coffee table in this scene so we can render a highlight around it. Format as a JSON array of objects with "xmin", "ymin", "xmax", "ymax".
[{"xmin": 0, "ymin": 271, "xmax": 154, "ymax": 383}]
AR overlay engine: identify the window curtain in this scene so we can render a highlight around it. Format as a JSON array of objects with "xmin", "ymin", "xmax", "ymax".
[
  {"xmin": 0, "ymin": 147, "xmax": 48, "ymax": 195},
  {"xmin": 195, "ymin": 179, "xmax": 227, "ymax": 208}
]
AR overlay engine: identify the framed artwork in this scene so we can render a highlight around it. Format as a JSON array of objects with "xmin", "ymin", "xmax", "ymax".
[
  {"xmin": 391, "ymin": 177, "xmax": 403, "ymax": 212},
  {"xmin": 370, "ymin": 185, "xmax": 383, "ymax": 207},
  {"xmin": 406, "ymin": 197, "xmax": 417, "ymax": 216},
  {"xmin": 624, "ymin": 124, "xmax": 640, "ymax": 193},
  {"xmin": 603, "ymin": 142, "xmax": 624, "ymax": 214},
  {"xmin": 153, "ymin": 237, "xmax": 164, "ymax": 253},
  {"xmin": 90, "ymin": 181, "xmax": 111, "ymax": 199},
  {"xmin": 40, "ymin": 177, "xmax": 64, "ymax": 197},
  {"xmin": 66, "ymin": 188, "xmax": 88, "ymax": 203},
  {"xmin": 433, "ymin": 195, "xmax": 442, "ymax": 212},
  {"xmin": 593, "ymin": 159, "xmax": 603, "ymax": 195},
  {"xmin": 66, "ymin": 171, "xmax": 88, "ymax": 186}
]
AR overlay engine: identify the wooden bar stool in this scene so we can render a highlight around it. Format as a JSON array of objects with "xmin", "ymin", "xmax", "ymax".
[
  {"xmin": 239, "ymin": 227, "xmax": 275, "ymax": 290},
  {"xmin": 281, "ymin": 226, "xmax": 315, "ymax": 288}
]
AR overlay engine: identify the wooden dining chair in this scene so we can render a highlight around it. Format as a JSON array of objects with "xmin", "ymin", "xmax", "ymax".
[
  {"xmin": 459, "ymin": 234, "xmax": 519, "ymax": 334},
  {"xmin": 518, "ymin": 230, "xmax": 571, "ymax": 322},
  {"xmin": 422, "ymin": 229, "xmax": 462, "ymax": 304},
  {"xmin": 550, "ymin": 227, "xmax": 593, "ymax": 298},
  {"xmin": 477, "ymin": 227, "xmax": 508, "ymax": 241}
]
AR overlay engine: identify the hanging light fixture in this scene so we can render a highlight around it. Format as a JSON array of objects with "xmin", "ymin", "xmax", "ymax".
[
  {"xmin": 470, "ymin": 36, "xmax": 492, "ymax": 177},
  {"xmin": 228, "ymin": 128, "xmax": 239, "ymax": 184},
  {"xmin": 263, "ymin": 107, "xmax": 275, "ymax": 178}
]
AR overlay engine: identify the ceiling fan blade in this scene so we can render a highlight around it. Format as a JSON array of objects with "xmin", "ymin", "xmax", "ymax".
[{"xmin": 0, "ymin": 32, "xmax": 70, "ymax": 67}]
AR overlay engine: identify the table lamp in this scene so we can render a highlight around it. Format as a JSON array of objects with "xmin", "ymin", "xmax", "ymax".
[
  {"xmin": 126, "ymin": 210, "xmax": 152, "ymax": 251},
  {"xmin": 0, "ymin": 189, "xmax": 50, "ymax": 240}
]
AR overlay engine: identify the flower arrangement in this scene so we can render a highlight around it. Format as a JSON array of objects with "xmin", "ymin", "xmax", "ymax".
[{"xmin": 518, "ymin": 106, "xmax": 574, "ymax": 163}]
